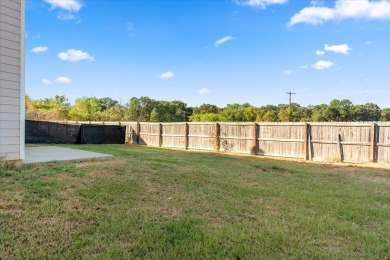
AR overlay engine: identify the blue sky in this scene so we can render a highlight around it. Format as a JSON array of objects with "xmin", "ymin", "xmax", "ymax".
[{"xmin": 25, "ymin": 0, "xmax": 390, "ymax": 108}]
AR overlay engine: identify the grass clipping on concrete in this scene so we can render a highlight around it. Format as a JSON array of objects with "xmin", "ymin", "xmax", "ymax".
[{"xmin": 1, "ymin": 144, "xmax": 390, "ymax": 258}]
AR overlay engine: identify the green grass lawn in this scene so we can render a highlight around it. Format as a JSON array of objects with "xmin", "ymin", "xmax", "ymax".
[{"xmin": 1, "ymin": 145, "xmax": 390, "ymax": 259}]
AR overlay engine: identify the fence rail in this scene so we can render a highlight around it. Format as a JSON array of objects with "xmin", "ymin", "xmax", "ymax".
[{"xmin": 58, "ymin": 121, "xmax": 390, "ymax": 164}]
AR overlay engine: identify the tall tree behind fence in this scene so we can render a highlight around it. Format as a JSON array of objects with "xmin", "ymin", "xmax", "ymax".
[{"xmin": 63, "ymin": 121, "xmax": 390, "ymax": 164}]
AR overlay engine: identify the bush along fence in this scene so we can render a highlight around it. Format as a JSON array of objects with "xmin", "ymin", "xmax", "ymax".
[{"xmin": 52, "ymin": 121, "xmax": 390, "ymax": 164}]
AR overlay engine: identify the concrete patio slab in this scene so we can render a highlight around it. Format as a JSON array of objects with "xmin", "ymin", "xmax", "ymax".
[{"xmin": 23, "ymin": 146, "xmax": 114, "ymax": 164}]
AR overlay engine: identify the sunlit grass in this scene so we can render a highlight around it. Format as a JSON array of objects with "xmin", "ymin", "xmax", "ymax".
[{"xmin": 1, "ymin": 144, "xmax": 389, "ymax": 258}]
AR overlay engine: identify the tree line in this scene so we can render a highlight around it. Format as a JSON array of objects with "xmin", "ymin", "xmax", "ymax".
[{"xmin": 25, "ymin": 95, "xmax": 390, "ymax": 122}]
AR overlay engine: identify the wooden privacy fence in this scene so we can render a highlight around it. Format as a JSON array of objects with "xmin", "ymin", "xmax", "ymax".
[{"xmin": 65, "ymin": 121, "xmax": 390, "ymax": 164}]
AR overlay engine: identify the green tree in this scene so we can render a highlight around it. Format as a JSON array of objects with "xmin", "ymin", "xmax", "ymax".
[
  {"xmin": 25, "ymin": 95, "xmax": 38, "ymax": 120},
  {"xmin": 68, "ymin": 97, "xmax": 101, "ymax": 121},
  {"xmin": 277, "ymin": 104, "xmax": 290, "ymax": 122},
  {"xmin": 328, "ymin": 99, "xmax": 353, "ymax": 122},
  {"xmin": 243, "ymin": 106, "xmax": 257, "ymax": 121},
  {"xmin": 296, "ymin": 106, "xmax": 312, "ymax": 122},
  {"xmin": 126, "ymin": 96, "xmax": 156, "ymax": 121},
  {"xmin": 220, "ymin": 103, "xmax": 256, "ymax": 122},
  {"xmin": 191, "ymin": 113, "xmax": 220, "ymax": 122},
  {"xmin": 26, "ymin": 95, "xmax": 70, "ymax": 120},
  {"xmin": 184, "ymin": 107, "xmax": 193, "ymax": 122},
  {"xmin": 311, "ymin": 104, "xmax": 330, "ymax": 122},
  {"xmin": 256, "ymin": 105, "xmax": 279, "ymax": 122},
  {"xmin": 150, "ymin": 100, "xmax": 187, "ymax": 122},
  {"xmin": 193, "ymin": 104, "xmax": 219, "ymax": 114},
  {"xmin": 24, "ymin": 94, "xmax": 390, "ymax": 123},
  {"xmin": 276, "ymin": 103, "xmax": 312, "ymax": 122},
  {"xmin": 380, "ymin": 108, "xmax": 390, "ymax": 121},
  {"xmin": 352, "ymin": 103, "xmax": 381, "ymax": 121},
  {"xmin": 37, "ymin": 95, "xmax": 70, "ymax": 111},
  {"xmin": 98, "ymin": 97, "xmax": 119, "ymax": 111},
  {"xmin": 98, "ymin": 104, "xmax": 127, "ymax": 121}
]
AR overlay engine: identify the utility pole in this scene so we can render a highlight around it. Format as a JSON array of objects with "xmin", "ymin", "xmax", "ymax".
[{"xmin": 286, "ymin": 91, "xmax": 296, "ymax": 106}]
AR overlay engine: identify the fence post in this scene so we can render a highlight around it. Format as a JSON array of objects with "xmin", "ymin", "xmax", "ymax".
[
  {"xmin": 136, "ymin": 122, "xmax": 140, "ymax": 144},
  {"xmin": 370, "ymin": 122, "xmax": 376, "ymax": 162},
  {"xmin": 253, "ymin": 123, "xmax": 258, "ymax": 155},
  {"xmin": 185, "ymin": 123, "xmax": 189, "ymax": 150},
  {"xmin": 308, "ymin": 127, "xmax": 312, "ymax": 161},
  {"xmin": 303, "ymin": 123, "xmax": 309, "ymax": 160},
  {"xmin": 214, "ymin": 123, "xmax": 220, "ymax": 152},
  {"xmin": 159, "ymin": 123, "xmax": 163, "ymax": 147},
  {"xmin": 337, "ymin": 133, "xmax": 343, "ymax": 162},
  {"xmin": 125, "ymin": 124, "xmax": 130, "ymax": 144}
]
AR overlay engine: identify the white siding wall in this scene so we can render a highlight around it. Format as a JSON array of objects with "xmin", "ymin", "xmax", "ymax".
[{"xmin": 0, "ymin": 0, "xmax": 24, "ymax": 161}]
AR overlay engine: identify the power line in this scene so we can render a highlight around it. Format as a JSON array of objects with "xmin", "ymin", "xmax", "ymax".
[{"xmin": 286, "ymin": 91, "xmax": 296, "ymax": 106}]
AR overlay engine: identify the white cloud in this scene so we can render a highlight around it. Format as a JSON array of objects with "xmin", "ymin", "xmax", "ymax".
[
  {"xmin": 198, "ymin": 88, "xmax": 210, "ymax": 94},
  {"xmin": 58, "ymin": 49, "xmax": 95, "ymax": 62},
  {"xmin": 283, "ymin": 69, "xmax": 292, "ymax": 75},
  {"xmin": 310, "ymin": 0, "xmax": 325, "ymax": 6},
  {"xmin": 158, "ymin": 71, "xmax": 175, "ymax": 79},
  {"xmin": 57, "ymin": 13, "xmax": 81, "ymax": 23},
  {"xmin": 31, "ymin": 46, "xmax": 48, "ymax": 53},
  {"xmin": 288, "ymin": 0, "xmax": 390, "ymax": 27},
  {"xmin": 298, "ymin": 65, "xmax": 308, "ymax": 69},
  {"xmin": 42, "ymin": 79, "xmax": 51, "ymax": 85},
  {"xmin": 235, "ymin": 0, "xmax": 288, "ymax": 9},
  {"xmin": 214, "ymin": 36, "xmax": 235, "ymax": 47},
  {"xmin": 44, "ymin": 0, "xmax": 82, "ymax": 12},
  {"xmin": 288, "ymin": 6, "xmax": 335, "ymax": 26},
  {"xmin": 312, "ymin": 60, "xmax": 334, "ymax": 70},
  {"xmin": 55, "ymin": 77, "xmax": 72, "ymax": 84},
  {"xmin": 324, "ymin": 43, "xmax": 351, "ymax": 54},
  {"xmin": 316, "ymin": 50, "xmax": 325, "ymax": 56},
  {"xmin": 364, "ymin": 40, "xmax": 373, "ymax": 45}
]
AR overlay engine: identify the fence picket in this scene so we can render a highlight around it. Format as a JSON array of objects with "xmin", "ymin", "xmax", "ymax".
[{"xmin": 47, "ymin": 121, "xmax": 390, "ymax": 164}]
